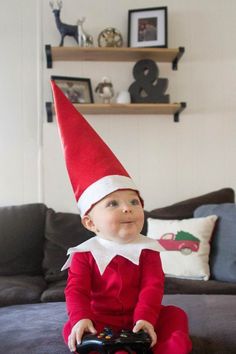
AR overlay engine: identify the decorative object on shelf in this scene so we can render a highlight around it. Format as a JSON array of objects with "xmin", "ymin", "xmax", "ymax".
[
  {"xmin": 51, "ymin": 75, "xmax": 94, "ymax": 103},
  {"xmin": 95, "ymin": 77, "xmax": 114, "ymax": 103},
  {"xmin": 98, "ymin": 27, "xmax": 123, "ymax": 47},
  {"xmin": 128, "ymin": 7, "xmax": 168, "ymax": 48},
  {"xmin": 77, "ymin": 17, "xmax": 93, "ymax": 47},
  {"xmin": 116, "ymin": 90, "xmax": 131, "ymax": 104},
  {"xmin": 128, "ymin": 59, "xmax": 169, "ymax": 103},
  {"xmin": 49, "ymin": 0, "xmax": 78, "ymax": 46}
]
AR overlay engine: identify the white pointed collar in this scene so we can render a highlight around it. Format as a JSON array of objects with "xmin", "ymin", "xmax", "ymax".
[{"xmin": 61, "ymin": 234, "xmax": 164, "ymax": 275}]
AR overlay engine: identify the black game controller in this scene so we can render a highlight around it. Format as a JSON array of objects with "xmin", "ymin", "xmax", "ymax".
[{"xmin": 76, "ymin": 327, "xmax": 152, "ymax": 354}]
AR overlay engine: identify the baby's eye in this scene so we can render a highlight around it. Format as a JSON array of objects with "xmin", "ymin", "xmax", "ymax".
[
  {"xmin": 106, "ymin": 200, "xmax": 119, "ymax": 207},
  {"xmin": 130, "ymin": 198, "xmax": 141, "ymax": 206}
]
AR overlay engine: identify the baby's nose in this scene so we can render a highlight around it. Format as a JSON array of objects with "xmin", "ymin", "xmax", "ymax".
[{"xmin": 122, "ymin": 205, "xmax": 132, "ymax": 213}]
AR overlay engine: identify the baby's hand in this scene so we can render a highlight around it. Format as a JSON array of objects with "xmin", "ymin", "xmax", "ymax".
[
  {"xmin": 68, "ymin": 318, "xmax": 97, "ymax": 352},
  {"xmin": 133, "ymin": 319, "xmax": 157, "ymax": 348}
]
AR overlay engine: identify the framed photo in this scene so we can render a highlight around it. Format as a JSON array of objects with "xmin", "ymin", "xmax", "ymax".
[
  {"xmin": 128, "ymin": 7, "xmax": 168, "ymax": 48},
  {"xmin": 51, "ymin": 75, "xmax": 94, "ymax": 103}
]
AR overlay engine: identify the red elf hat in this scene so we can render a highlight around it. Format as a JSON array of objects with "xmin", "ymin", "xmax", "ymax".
[{"xmin": 51, "ymin": 80, "xmax": 143, "ymax": 216}]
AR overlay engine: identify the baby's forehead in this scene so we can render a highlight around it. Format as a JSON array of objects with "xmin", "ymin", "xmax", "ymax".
[{"xmin": 105, "ymin": 189, "xmax": 139, "ymax": 199}]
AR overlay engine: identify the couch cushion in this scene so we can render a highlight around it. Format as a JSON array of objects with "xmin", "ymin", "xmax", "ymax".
[
  {"xmin": 0, "ymin": 302, "xmax": 68, "ymax": 354},
  {"xmin": 43, "ymin": 208, "xmax": 94, "ymax": 282},
  {"xmin": 0, "ymin": 275, "xmax": 46, "ymax": 307},
  {"xmin": 162, "ymin": 294, "xmax": 236, "ymax": 354},
  {"xmin": 147, "ymin": 216, "xmax": 217, "ymax": 280},
  {"xmin": 164, "ymin": 277, "xmax": 236, "ymax": 294},
  {"xmin": 0, "ymin": 203, "xmax": 47, "ymax": 276},
  {"xmin": 194, "ymin": 203, "xmax": 236, "ymax": 282},
  {"xmin": 41, "ymin": 279, "xmax": 66, "ymax": 303}
]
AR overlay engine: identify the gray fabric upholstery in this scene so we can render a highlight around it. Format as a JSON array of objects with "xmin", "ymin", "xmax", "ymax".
[
  {"xmin": 0, "ymin": 203, "xmax": 47, "ymax": 276},
  {"xmin": 41, "ymin": 279, "xmax": 66, "ymax": 303},
  {"xmin": 0, "ymin": 303, "xmax": 67, "ymax": 354},
  {"xmin": 0, "ymin": 275, "xmax": 46, "ymax": 307},
  {"xmin": 43, "ymin": 208, "xmax": 94, "ymax": 283},
  {"xmin": 0, "ymin": 296, "xmax": 236, "ymax": 354},
  {"xmin": 194, "ymin": 203, "xmax": 236, "ymax": 282},
  {"xmin": 164, "ymin": 277, "xmax": 236, "ymax": 294},
  {"xmin": 163, "ymin": 295, "xmax": 236, "ymax": 354}
]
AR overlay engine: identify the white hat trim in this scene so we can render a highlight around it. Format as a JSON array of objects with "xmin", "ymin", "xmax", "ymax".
[{"xmin": 78, "ymin": 174, "xmax": 138, "ymax": 216}]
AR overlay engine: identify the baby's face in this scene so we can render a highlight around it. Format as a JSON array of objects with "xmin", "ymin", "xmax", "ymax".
[{"xmin": 82, "ymin": 190, "xmax": 144, "ymax": 243}]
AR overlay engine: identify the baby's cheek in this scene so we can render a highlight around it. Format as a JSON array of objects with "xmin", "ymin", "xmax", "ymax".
[{"xmin": 137, "ymin": 214, "xmax": 145, "ymax": 227}]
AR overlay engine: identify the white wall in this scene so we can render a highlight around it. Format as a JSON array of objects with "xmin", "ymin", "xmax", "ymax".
[
  {"xmin": 0, "ymin": 0, "xmax": 41, "ymax": 206},
  {"xmin": 1, "ymin": 0, "xmax": 236, "ymax": 212}
]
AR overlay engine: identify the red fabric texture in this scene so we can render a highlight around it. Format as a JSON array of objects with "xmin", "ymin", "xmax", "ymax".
[
  {"xmin": 65, "ymin": 250, "xmax": 164, "ymax": 328},
  {"xmin": 63, "ymin": 250, "xmax": 192, "ymax": 353},
  {"xmin": 51, "ymin": 81, "xmax": 129, "ymax": 201}
]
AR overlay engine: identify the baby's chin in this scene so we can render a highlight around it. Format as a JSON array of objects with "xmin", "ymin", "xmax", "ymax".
[{"xmin": 99, "ymin": 233, "xmax": 140, "ymax": 244}]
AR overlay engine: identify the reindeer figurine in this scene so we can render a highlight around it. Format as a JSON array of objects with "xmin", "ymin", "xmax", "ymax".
[
  {"xmin": 77, "ymin": 17, "xmax": 93, "ymax": 47},
  {"xmin": 49, "ymin": 0, "xmax": 78, "ymax": 46}
]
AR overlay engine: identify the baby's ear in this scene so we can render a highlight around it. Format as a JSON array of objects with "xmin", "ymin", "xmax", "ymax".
[{"xmin": 81, "ymin": 215, "xmax": 95, "ymax": 232}]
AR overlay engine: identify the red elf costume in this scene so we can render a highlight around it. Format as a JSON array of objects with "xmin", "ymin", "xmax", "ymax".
[{"xmin": 51, "ymin": 81, "xmax": 192, "ymax": 354}]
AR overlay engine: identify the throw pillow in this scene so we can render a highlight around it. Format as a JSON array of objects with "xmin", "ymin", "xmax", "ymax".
[
  {"xmin": 147, "ymin": 215, "xmax": 217, "ymax": 280},
  {"xmin": 0, "ymin": 203, "xmax": 47, "ymax": 276},
  {"xmin": 43, "ymin": 208, "xmax": 94, "ymax": 282},
  {"xmin": 194, "ymin": 203, "xmax": 236, "ymax": 282}
]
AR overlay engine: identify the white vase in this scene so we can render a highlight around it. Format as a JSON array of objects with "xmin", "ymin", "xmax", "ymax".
[{"xmin": 116, "ymin": 90, "xmax": 131, "ymax": 104}]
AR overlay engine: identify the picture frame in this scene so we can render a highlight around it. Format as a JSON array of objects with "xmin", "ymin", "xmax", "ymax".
[
  {"xmin": 128, "ymin": 7, "xmax": 168, "ymax": 48},
  {"xmin": 51, "ymin": 75, "xmax": 94, "ymax": 104}
]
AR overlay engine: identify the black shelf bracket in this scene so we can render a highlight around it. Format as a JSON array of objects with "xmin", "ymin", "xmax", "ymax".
[
  {"xmin": 172, "ymin": 47, "xmax": 185, "ymax": 70},
  {"xmin": 174, "ymin": 102, "xmax": 186, "ymax": 122},
  {"xmin": 46, "ymin": 102, "xmax": 53, "ymax": 122},
  {"xmin": 45, "ymin": 44, "xmax": 53, "ymax": 69}
]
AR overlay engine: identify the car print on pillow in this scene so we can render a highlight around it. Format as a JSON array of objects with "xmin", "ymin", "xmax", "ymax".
[{"xmin": 158, "ymin": 231, "xmax": 200, "ymax": 255}]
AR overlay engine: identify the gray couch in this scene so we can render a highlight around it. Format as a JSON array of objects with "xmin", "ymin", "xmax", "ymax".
[{"xmin": 0, "ymin": 188, "xmax": 236, "ymax": 354}]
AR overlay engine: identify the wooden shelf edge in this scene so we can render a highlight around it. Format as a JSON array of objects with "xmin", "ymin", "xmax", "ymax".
[
  {"xmin": 46, "ymin": 102, "xmax": 186, "ymax": 122},
  {"xmin": 45, "ymin": 45, "xmax": 184, "ymax": 69}
]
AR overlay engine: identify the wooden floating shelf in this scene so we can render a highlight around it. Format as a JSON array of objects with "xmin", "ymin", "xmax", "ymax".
[
  {"xmin": 46, "ymin": 102, "xmax": 186, "ymax": 123},
  {"xmin": 45, "ymin": 45, "xmax": 186, "ymax": 122},
  {"xmin": 45, "ymin": 45, "xmax": 185, "ymax": 70}
]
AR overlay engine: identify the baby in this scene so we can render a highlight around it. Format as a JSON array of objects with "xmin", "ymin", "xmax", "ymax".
[
  {"xmin": 51, "ymin": 81, "xmax": 192, "ymax": 354},
  {"xmin": 62, "ymin": 189, "xmax": 191, "ymax": 353}
]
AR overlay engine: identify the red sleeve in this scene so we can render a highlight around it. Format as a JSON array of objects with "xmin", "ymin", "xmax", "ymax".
[
  {"xmin": 65, "ymin": 252, "xmax": 93, "ymax": 327},
  {"xmin": 133, "ymin": 250, "xmax": 164, "ymax": 326}
]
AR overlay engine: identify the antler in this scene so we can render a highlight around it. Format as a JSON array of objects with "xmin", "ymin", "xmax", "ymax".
[
  {"xmin": 49, "ymin": 1, "xmax": 54, "ymax": 9},
  {"xmin": 57, "ymin": 0, "xmax": 63, "ymax": 9}
]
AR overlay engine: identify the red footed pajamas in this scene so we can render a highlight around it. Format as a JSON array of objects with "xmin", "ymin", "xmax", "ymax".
[{"xmin": 63, "ymin": 250, "xmax": 192, "ymax": 354}]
